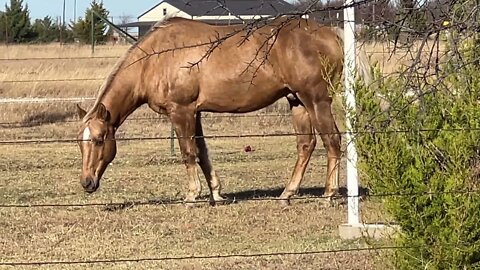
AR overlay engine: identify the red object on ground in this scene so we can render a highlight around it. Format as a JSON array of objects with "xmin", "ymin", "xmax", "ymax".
[{"xmin": 244, "ymin": 145, "xmax": 254, "ymax": 153}]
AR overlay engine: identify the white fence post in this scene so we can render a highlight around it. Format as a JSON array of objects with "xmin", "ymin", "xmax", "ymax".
[
  {"xmin": 339, "ymin": 0, "xmax": 396, "ymax": 239},
  {"xmin": 343, "ymin": 0, "xmax": 360, "ymax": 226}
]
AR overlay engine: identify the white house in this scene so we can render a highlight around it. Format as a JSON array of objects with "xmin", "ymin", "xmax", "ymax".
[{"xmin": 121, "ymin": 0, "xmax": 299, "ymax": 37}]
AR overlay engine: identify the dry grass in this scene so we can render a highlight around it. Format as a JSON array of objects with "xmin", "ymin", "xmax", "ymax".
[
  {"xmin": 0, "ymin": 43, "xmax": 403, "ymax": 269},
  {"xmin": 361, "ymin": 39, "xmax": 447, "ymax": 75},
  {"xmin": 0, "ymin": 137, "xmax": 390, "ymax": 269}
]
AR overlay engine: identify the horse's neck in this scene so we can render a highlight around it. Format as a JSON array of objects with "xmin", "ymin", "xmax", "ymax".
[{"xmin": 101, "ymin": 79, "xmax": 143, "ymax": 128}]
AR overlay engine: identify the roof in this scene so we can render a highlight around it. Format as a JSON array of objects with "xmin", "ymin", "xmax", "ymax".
[
  {"xmin": 138, "ymin": 0, "xmax": 296, "ymax": 19},
  {"xmin": 119, "ymin": 18, "xmax": 251, "ymax": 28}
]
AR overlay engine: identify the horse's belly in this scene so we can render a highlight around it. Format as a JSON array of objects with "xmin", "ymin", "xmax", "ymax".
[{"xmin": 197, "ymin": 86, "xmax": 288, "ymax": 113}]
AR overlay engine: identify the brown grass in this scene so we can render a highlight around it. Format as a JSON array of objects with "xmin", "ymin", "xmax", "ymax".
[{"xmin": 0, "ymin": 43, "xmax": 403, "ymax": 269}]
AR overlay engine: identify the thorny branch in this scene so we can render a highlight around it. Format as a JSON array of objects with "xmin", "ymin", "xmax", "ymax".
[
  {"xmin": 125, "ymin": 0, "xmax": 479, "ymax": 132},
  {"xmin": 127, "ymin": 0, "xmax": 375, "ymax": 74}
]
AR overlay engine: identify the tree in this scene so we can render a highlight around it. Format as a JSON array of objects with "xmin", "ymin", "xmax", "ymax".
[
  {"xmin": 71, "ymin": 1, "xmax": 110, "ymax": 44},
  {"xmin": 31, "ymin": 16, "xmax": 57, "ymax": 43},
  {"xmin": 30, "ymin": 16, "xmax": 75, "ymax": 43},
  {"xmin": 0, "ymin": 0, "xmax": 34, "ymax": 43}
]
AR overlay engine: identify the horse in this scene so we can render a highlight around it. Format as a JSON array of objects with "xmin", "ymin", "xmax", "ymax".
[{"xmin": 76, "ymin": 16, "xmax": 371, "ymax": 206}]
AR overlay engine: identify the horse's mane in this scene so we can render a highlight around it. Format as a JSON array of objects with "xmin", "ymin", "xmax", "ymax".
[{"xmin": 82, "ymin": 16, "xmax": 182, "ymax": 122}]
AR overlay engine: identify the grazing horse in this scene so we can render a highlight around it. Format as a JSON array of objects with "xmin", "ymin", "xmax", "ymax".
[{"xmin": 76, "ymin": 16, "xmax": 371, "ymax": 205}]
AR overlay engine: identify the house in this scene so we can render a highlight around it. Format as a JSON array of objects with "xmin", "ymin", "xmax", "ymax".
[{"xmin": 120, "ymin": 0, "xmax": 299, "ymax": 38}]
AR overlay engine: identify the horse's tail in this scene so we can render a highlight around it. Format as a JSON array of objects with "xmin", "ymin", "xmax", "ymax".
[
  {"xmin": 332, "ymin": 26, "xmax": 372, "ymax": 86},
  {"xmin": 332, "ymin": 27, "xmax": 390, "ymax": 111}
]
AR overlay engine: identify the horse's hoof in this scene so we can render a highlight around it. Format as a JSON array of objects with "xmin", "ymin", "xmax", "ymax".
[
  {"xmin": 320, "ymin": 195, "xmax": 342, "ymax": 208},
  {"xmin": 209, "ymin": 197, "xmax": 230, "ymax": 206},
  {"xmin": 278, "ymin": 198, "xmax": 291, "ymax": 208},
  {"xmin": 184, "ymin": 199, "xmax": 202, "ymax": 209}
]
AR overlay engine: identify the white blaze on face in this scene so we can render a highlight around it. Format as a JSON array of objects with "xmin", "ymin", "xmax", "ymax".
[{"xmin": 82, "ymin": 127, "xmax": 91, "ymax": 143}]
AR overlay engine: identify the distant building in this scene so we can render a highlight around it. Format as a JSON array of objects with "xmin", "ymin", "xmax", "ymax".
[{"xmin": 119, "ymin": 0, "xmax": 298, "ymax": 38}]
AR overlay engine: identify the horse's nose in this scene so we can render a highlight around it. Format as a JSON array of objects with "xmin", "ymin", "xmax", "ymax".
[{"xmin": 81, "ymin": 177, "xmax": 97, "ymax": 193}]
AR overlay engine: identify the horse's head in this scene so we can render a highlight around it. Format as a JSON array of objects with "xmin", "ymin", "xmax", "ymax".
[{"xmin": 76, "ymin": 103, "xmax": 116, "ymax": 193}]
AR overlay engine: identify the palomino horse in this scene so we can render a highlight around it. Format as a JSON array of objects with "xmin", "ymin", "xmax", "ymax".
[{"xmin": 76, "ymin": 17, "xmax": 371, "ymax": 205}]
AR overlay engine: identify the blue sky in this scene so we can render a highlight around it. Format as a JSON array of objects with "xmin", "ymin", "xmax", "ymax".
[{"xmin": 2, "ymin": 0, "xmax": 162, "ymax": 22}]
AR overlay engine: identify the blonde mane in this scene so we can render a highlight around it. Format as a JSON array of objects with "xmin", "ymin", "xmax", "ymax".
[{"xmin": 82, "ymin": 17, "xmax": 180, "ymax": 122}]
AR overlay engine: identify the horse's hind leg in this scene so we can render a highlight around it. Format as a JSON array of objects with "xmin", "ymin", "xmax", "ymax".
[
  {"xmin": 195, "ymin": 112, "xmax": 226, "ymax": 205},
  {"xmin": 298, "ymin": 83, "xmax": 342, "ymax": 199},
  {"xmin": 279, "ymin": 98, "xmax": 316, "ymax": 205}
]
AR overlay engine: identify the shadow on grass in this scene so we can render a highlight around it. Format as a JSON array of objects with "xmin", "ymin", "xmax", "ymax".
[
  {"xmin": 103, "ymin": 186, "xmax": 369, "ymax": 212},
  {"xmin": 0, "ymin": 111, "xmax": 75, "ymax": 128}
]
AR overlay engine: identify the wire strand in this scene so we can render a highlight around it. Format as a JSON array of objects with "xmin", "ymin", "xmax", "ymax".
[
  {"xmin": 1, "ymin": 189, "xmax": 477, "ymax": 209},
  {"xmin": 1, "ymin": 128, "xmax": 480, "ymax": 145},
  {"xmin": 0, "ymin": 246, "xmax": 407, "ymax": 266}
]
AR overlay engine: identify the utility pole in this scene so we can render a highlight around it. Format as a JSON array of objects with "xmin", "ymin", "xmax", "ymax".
[
  {"xmin": 74, "ymin": 0, "xmax": 77, "ymax": 23},
  {"xmin": 91, "ymin": 10, "xmax": 95, "ymax": 55},
  {"xmin": 61, "ymin": 0, "xmax": 66, "ymax": 44}
]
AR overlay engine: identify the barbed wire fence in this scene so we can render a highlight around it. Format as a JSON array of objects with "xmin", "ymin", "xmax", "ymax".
[{"xmin": 1, "ymin": 0, "xmax": 480, "ymax": 267}]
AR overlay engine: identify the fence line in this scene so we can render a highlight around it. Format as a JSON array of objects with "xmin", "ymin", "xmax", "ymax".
[
  {"xmin": 0, "ymin": 78, "xmax": 104, "ymax": 84},
  {"xmin": 0, "ymin": 113, "xmax": 292, "ymax": 127},
  {"xmin": 1, "ymin": 128, "xmax": 480, "ymax": 145},
  {"xmin": 0, "ymin": 189, "xmax": 477, "ymax": 209},
  {"xmin": 0, "ymin": 50, "xmax": 447, "ymax": 62},
  {"xmin": 0, "ymin": 56, "xmax": 120, "ymax": 61},
  {"xmin": 0, "ymin": 246, "xmax": 404, "ymax": 266},
  {"xmin": 0, "ymin": 97, "xmax": 96, "ymax": 104}
]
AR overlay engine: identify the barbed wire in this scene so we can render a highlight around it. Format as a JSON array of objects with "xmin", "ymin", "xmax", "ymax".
[
  {"xmin": 0, "ymin": 78, "xmax": 104, "ymax": 83},
  {"xmin": 0, "ymin": 246, "xmax": 406, "ymax": 266},
  {"xmin": 0, "ymin": 56, "xmax": 120, "ymax": 61},
  {"xmin": 0, "ymin": 189, "xmax": 478, "ymax": 209},
  {"xmin": 1, "ymin": 127, "xmax": 480, "ymax": 145},
  {"xmin": 0, "ymin": 113, "xmax": 291, "ymax": 127},
  {"xmin": 0, "ymin": 50, "xmax": 447, "ymax": 62}
]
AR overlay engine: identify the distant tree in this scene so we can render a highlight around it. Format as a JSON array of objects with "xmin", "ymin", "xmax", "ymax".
[
  {"xmin": 31, "ymin": 16, "xmax": 57, "ymax": 43},
  {"xmin": 71, "ymin": 1, "xmax": 110, "ymax": 44},
  {"xmin": 30, "ymin": 16, "xmax": 75, "ymax": 43},
  {"xmin": 0, "ymin": 0, "xmax": 34, "ymax": 43},
  {"xmin": 118, "ymin": 14, "xmax": 134, "ymax": 25}
]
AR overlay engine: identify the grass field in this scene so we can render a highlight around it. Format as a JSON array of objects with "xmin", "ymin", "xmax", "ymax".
[{"xmin": 0, "ymin": 42, "xmax": 419, "ymax": 269}]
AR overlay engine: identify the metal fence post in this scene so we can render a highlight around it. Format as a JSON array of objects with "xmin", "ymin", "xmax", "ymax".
[{"xmin": 170, "ymin": 125, "xmax": 175, "ymax": 156}]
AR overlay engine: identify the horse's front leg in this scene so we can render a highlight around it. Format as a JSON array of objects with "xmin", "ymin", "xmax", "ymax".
[
  {"xmin": 169, "ymin": 107, "xmax": 202, "ymax": 204},
  {"xmin": 195, "ymin": 112, "xmax": 226, "ymax": 205}
]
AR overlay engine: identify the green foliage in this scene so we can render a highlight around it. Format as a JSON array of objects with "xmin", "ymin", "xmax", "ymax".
[
  {"xmin": 31, "ymin": 16, "xmax": 56, "ymax": 43},
  {"xmin": 0, "ymin": 0, "xmax": 34, "ymax": 43},
  {"xmin": 352, "ymin": 33, "xmax": 480, "ymax": 269},
  {"xmin": 71, "ymin": 1, "xmax": 110, "ymax": 44},
  {"xmin": 31, "ymin": 16, "xmax": 75, "ymax": 44}
]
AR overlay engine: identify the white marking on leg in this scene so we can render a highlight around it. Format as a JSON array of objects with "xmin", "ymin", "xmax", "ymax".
[{"xmin": 83, "ymin": 127, "xmax": 91, "ymax": 143}]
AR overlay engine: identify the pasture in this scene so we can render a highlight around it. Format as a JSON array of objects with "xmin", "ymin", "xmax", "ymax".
[{"xmin": 0, "ymin": 42, "xmax": 422, "ymax": 269}]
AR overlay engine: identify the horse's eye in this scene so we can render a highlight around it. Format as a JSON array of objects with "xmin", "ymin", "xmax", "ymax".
[{"xmin": 93, "ymin": 138, "xmax": 104, "ymax": 146}]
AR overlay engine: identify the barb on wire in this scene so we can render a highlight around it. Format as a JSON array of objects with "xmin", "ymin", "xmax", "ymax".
[{"xmin": 0, "ymin": 246, "xmax": 407, "ymax": 266}]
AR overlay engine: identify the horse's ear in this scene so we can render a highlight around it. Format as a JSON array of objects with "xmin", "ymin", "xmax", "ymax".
[
  {"xmin": 96, "ymin": 103, "xmax": 110, "ymax": 122},
  {"xmin": 76, "ymin": 104, "xmax": 87, "ymax": 119}
]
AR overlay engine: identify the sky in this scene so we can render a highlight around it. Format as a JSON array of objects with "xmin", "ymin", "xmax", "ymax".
[{"xmin": 2, "ymin": 0, "xmax": 162, "ymax": 23}]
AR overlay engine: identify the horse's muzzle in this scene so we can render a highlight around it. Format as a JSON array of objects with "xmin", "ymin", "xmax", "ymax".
[{"xmin": 81, "ymin": 176, "xmax": 98, "ymax": 193}]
